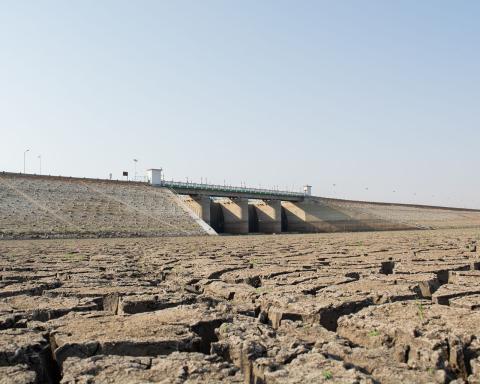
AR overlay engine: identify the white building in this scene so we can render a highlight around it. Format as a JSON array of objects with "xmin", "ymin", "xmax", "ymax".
[
  {"xmin": 303, "ymin": 185, "xmax": 312, "ymax": 196},
  {"xmin": 146, "ymin": 169, "xmax": 163, "ymax": 186}
]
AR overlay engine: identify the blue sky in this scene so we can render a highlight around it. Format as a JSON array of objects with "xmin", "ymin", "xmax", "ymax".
[{"xmin": 1, "ymin": 1, "xmax": 479, "ymax": 208}]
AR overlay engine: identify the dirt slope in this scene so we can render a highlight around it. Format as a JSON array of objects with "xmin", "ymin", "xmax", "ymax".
[{"xmin": 0, "ymin": 172, "xmax": 207, "ymax": 239}]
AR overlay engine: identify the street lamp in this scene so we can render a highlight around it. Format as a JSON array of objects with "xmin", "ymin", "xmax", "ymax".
[
  {"xmin": 38, "ymin": 155, "xmax": 42, "ymax": 175},
  {"xmin": 133, "ymin": 159, "xmax": 138, "ymax": 181},
  {"xmin": 23, "ymin": 149, "xmax": 30, "ymax": 173}
]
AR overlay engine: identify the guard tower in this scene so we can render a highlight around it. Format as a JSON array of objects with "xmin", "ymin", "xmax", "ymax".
[
  {"xmin": 146, "ymin": 169, "xmax": 163, "ymax": 186},
  {"xmin": 303, "ymin": 185, "xmax": 312, "ymax": 196}
]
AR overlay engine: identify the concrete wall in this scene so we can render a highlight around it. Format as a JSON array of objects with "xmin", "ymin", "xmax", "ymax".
[
  {"xmin": 198, "ymin": 198, "xmax": 282, "ymax": 234},
  {"xmin": 181, "ymin": 194, "xmax": 480, "ymax": 235},
  {"xmin": 183, "ymin": 195, "xmax": 211, "ymax": 225},
  {"xmin": 282, "ymin": 197, "xmax": 480, "ymax": 233},
  {"xmin": 252, "ymin": 200, "xmax": 282, "ymax": 233},
  {"xmin": 217, "ymin": 198, "xmax": 249, "ymax": 234},
  {"xmin": 281, "ymin": 199, "xmax": 407, "ymax": 233}
]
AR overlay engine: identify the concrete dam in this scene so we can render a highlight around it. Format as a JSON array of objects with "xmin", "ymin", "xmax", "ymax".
[
  {"xmin": 181, "ymin": 189, "xmax": 480, "ymax": 234},
  {"xmin": 150, "ymin": 170, "xmax": 480, "ymax": 234},
  {"xmin": 1, "ymin": 171, "xmax": 480, "ymax": 239}
]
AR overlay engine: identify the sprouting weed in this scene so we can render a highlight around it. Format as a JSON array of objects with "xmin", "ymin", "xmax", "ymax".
[
  {"xmin": 416, "ymin": 301, "xmax": 424, "ymax": 320},
  {"xmin": 322, "ymin": 370, "xmax": 333, "ymax": 380},
  {"xmin": 62, "ymin": 253, "xmax": 87, "ymax": 261},
  {"xmin": 368, "ymin": 330, "xmax": 380, "ymax": 337},
  {"xmin": 219, "ymin": 323, "xmax": 230, "ymax": 333}
]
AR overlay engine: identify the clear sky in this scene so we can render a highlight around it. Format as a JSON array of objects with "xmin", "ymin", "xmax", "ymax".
[{"xmin": 1, "ymin": 1, "xmax": 479, "ymax": 208}]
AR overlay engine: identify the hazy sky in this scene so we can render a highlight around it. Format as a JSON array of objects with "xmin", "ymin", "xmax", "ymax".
[{"xmin": 1, "ymin": 1, "xmax": 479, "ymax": 208}]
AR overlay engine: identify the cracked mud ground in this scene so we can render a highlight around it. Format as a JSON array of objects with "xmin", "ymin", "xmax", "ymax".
[{"xmin": 1, "ymin": 229, "xmax": 479, "ymax": 384}]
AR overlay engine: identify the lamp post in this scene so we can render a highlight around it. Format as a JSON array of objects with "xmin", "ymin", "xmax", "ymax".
[
  {"xmin": 23, "ymin": 149, "xmax": 30, "ymax": 173},
  {"xmin": 38, "ymin": 155, "xmax": 42, "ymax": 175},
  {"xmin": 133, "ymin": 159, "xmax": 138, "ymax": 181}
]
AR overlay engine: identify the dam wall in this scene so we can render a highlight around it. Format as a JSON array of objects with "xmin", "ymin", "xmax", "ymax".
[
  {"xmin": 2, "ymin": 172, "xmax": 480, "ymax": 238},
  {"xmin": 282, "ymin": 197, "xmax": 480, "ymax": 233},
  {"xmin": 0, "ymin": 172, "xmax": 208, "ymax": 239}
]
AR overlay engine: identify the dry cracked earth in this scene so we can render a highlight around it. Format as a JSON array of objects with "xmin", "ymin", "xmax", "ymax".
[{"xmin": 1, "ymin": 229, "xmax": 480, "ymax": 384}]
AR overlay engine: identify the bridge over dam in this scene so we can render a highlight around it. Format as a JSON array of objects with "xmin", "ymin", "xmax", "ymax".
[
  {"xmin": 1, "ymin": 170, "xmax": 480, "ymax": 239},
  {"xmin": 161, "ymin": 179, "xmax": 306, "ymax": 234}
]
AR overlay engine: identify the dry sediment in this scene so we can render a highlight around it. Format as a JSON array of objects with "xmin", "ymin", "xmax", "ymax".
[{"xmin": 0, "ymin": 229, "xmax": 479, "ymax": 383}]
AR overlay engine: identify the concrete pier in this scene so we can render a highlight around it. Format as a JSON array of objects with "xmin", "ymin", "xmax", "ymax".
[
  {"xmin": 253, "ymin": 200, "xmax": 282, "ymax": 233},
  {"xmin": 219, "ymin": 198, "xmax": 249, "ymax": 234},
  {"xmin": 185, "ymin": 195, "xmax": 211, "ymax": 225}
]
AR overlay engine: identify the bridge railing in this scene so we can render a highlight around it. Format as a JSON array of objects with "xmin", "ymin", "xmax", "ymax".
[{"xmin": 161, "ymin": 180, "xmax": 305, "ymax": 197}]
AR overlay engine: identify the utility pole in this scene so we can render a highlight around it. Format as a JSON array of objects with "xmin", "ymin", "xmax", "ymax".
[
  {"xmin": 38, "ymin": 155, "xmax": 41, "ymax": 175},
  {"xmin": 133, "ymin": 159, "xmax": 138, "ymax": 181},
  {"xmin": 23, "ymin": 149, "xmax": 30, "ymax": 173}
]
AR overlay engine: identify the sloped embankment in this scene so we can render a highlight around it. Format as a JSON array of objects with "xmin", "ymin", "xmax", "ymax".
[
  {"xmin": 0, "ymin": 172, "xmax": 209, "ymax": 239},
  {"xmin": 282, "ymin": 197, "xmax": 480, "ymax": 233}
]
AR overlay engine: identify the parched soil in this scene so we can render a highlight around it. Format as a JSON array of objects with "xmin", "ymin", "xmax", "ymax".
[{"xmin": 0, "ymin": 229, "xmax": 479, "ymax": 383}]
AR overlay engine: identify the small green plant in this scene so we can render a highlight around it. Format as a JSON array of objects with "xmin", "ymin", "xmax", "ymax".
[
  {"xmin": 427, "ymin": 367, "xmax": 435, "ymax": 375},
  {"xmin": 416, "ymin": 301, "xmax": 424, "ymax": 320},
  {"xmin": 62, "ymin": 253, "xmax": 87, "ymax": 261},
  {"xmin": 255, "ymin": 287, "xmax": 271, "ymax": 294},
  {"xmin": 368, "ymin": 329, "xmax": 380, "ymax": 337},
  {"xmin": 219, "ymin": 323, "xmax": 230, "ymax": 333},
  {"xmin": 322, "ymin": 370, "xmax": 333, "ymax": 380}
]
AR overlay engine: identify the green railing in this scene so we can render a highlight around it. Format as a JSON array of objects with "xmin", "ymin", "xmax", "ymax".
[{"xmin": 161, "ymin": 180, "xmax": 304, "ymax": 198}]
